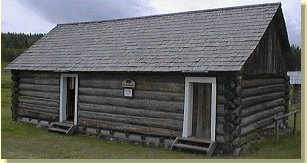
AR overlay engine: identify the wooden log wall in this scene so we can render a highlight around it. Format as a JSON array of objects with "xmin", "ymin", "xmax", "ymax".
[
  {"xmin": 241, "ymin": 17, "xmax": 288, "ymax": 76},
  {"xmin": 78, "ymin": 73, "xmax": 185, "ymax": 138},
  {"xmin": 15, "ymin": 71, "xmax": 60, "ymax": 121},
  {"xmin": 228, "ymin": 75, "xmax": 289, "ymax": 148},
  {"xmin": 215, "ymin": 73, "xmax": 242, "ymax": 154},
  {"xmin": 215, "ymin": 73, "xmax": 289, "ymax": 154},
  {"xmin": 11, "ymin": 71, "xmax": 19, "ymax": 120}
]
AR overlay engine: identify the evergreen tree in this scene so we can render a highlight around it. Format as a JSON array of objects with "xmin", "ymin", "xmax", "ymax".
[
  {"xmin": 289, "ymin": 45, "xmax": 301, "ymax": 71},
  {"xmin": 1, "ymin": 32, "xmax": 44, "ymax": 63}
]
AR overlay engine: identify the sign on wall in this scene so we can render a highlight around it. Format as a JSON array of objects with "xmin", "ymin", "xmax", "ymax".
[
  {"xmin": 123, "ymin": 88, "xmax": 133, "ymax": 97},
  {"xmin": 122, "ymin": 79, "xmax": 135, "ymax": 97},
  {"xmin": 122, "ymin": 79, "xmax": 135, "ymax": 88}
]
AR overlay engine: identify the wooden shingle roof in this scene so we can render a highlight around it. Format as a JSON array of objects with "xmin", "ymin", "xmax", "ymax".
[{"xmin": 6, "ymin": 3, "xmax": 283, "ymax": 72}]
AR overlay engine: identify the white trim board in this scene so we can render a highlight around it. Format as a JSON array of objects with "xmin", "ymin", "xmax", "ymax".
[
  {"xmin": 182, "ymin": 77, "xmax": 216, "ymax": 141},
  {"xmin": 60, "ymin": 74, "xmax": 79, "ymax": 125}
]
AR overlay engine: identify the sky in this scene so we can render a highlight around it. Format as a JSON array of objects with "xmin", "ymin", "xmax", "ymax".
[{"xmin": 1, "ymin": 0, "xmax": 301, "ymax": 46}]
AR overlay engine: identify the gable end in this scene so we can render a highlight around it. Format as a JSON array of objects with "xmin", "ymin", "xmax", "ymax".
[{"xmin": 241, "ymin": 5, "xmax": 290, "ymax": 76}]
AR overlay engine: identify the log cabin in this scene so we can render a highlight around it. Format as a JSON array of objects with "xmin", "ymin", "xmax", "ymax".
[{"xmin": 5, "ymin": 2, "xmax": 291, "ymax": 156}]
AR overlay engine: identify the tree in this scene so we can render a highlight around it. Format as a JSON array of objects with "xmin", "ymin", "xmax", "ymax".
[
  {"xmin": 289, "ymin": 45, "xmax": 301, "ymax": 71},
  {"xmin": 1, "ymin": 32, "xmax": 44, "ymax": 62}
]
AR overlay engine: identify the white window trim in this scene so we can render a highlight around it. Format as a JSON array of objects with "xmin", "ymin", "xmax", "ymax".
[
  {"xmin": 60, "ymin": 74, "xmax": 79, "ymax": 125},
  {"xmin": 182, "ymin": 77, "xmax": 216, "ymax": 141}
]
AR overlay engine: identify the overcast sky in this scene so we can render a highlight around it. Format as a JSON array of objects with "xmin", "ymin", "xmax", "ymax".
[{"xmin": 1, "ymin": 0, "xmax": 301, "ymax": 46}]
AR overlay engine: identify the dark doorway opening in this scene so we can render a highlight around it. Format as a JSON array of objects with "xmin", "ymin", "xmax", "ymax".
[{"xmin": 66, "ymin": 77, "xmax": 75, "ymax": 121}]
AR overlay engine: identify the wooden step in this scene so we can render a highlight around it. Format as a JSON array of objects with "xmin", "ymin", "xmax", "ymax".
[
  {"xmin": 171, "ymin": 137, "xmax": 216, "ymax": 156},
  {"xmin": 48, "ymin": 127, "xmax": 68, "ymax": 134},
  {"xmin": 52, "ymin": 122, "xmax": 74, "ymax": 129},
  {"xmin": 48, "ymin": 122, "xmax": 77, "ymax": 136},
  {"xmin": 177, "ymin": 137, "xmax": 212, "ymax": 144},
  {"xmin": 173, "ymin": 144, "xmax": 209, "ymax": 152}
]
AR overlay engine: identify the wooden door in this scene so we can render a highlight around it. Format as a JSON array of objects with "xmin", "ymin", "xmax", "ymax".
[{"xmin": 192, "ymin": 83, "xmax": 212, "ymax": 139}]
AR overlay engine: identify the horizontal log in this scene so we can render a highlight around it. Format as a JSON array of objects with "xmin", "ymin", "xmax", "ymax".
[
  {"xmin": 217, "ymin": 116, "xmax": 226, "ymax": 124},
  {"xmin": 224, "ymin": 134, "xmax": 234, "ymax": 142},
  {"xmin": 233, "ymin": 97, "xmax": 241, "ymax": 106},
  {"xmin": 232, "ymin": 134, "xmax": 257, "ymax": 146},
  {"xmin": 79, "ymin": 87, "xmax": 121, "ymax": 97},
  {"xmin": 216, "ymin": 136, "xmax": 227, "ymax": 143},
  {"xmin": 19, "ymin": 78, "xmax": 34, "ymax": 84},
  {"xmin": 223, "ymin": 123, "xmax": 234, "ymax": 133},
  {"xmin": 217, "ymin": 84, "xmax": 226, "ymax": 95},
  {"xmin": 241, "ymin": 98, "xmax": 286, "ymax": 117},
  {"xmin": 19, "ymin": 83, "xmax": 60, "ymax": 93},
  {"xmin": 241, "ymin": 106, "xmax": 285, "ymax": 127},
  {"xmin": 234, "ymin": 86, "xmax": 243, "ymax": 97},
  {"xmin": 18, "ymin": 96, "xmax": 59, "ymax": 107},
  {"xmin": 18, "ymin": 108, "xmax": 58, "ymax": 121},
  {"xmin": 231, "ymin": 126, "xmax": 241, "ymax": 137},
  {"xmin": 224, "ymin": 113, "xmax": 236, "ymax": 123},
  {"xmin": 13, "ymin": 81, "xmax": 19, "ymax": 87},
  {"xmin": 216, "ymin": 124, "xmax": 226, "ymax": 135},
  {"xmin": 225, "ymin": 107, "xmax": 241, "ymax": 117},
  {"xmin": 134, "ymin": 90, "xmax": 184, "ymax": 102},
  {"xmin": 241, "ymin": 84, "xmax": 286, "ymax": 98},
  {"xmin": 18, "ymin": 103, "xmax": 59, "ymax": 114},
  {"xmin": 12, "ymin": 87, "xmax": 18, "ymax": 93},
  {"xmin": 18, "ymin": 90, "xmax": 60, "ymax": 100},
  {"xmin": 34, "ymin": 76, "xmax": 60, "ymax": 85},
  {"xmin": 216, "ymin": 134, "xmax": 234, "ymax": 143},
  {"xmin": 229, "ymin": 80, "xmax": 237, "ymax": 90},
  {"xmin": 240, "ymin": 112, "xmax": 284, "ymax": 136},
  {"xmin": 78, "ymin": 118, "xmax": 182, "ymax": 137},
  {"xmin": 219, "ymin": 142, "xmax": 233, "ymax": 154},
  {"xmin": 79, "ymin": 103, "xmax": 183, "ymax": 121},
  {"xmin": 225, "ymin": 101, "xmax": 236, "ymax": 109},
  {"xmin": 19, "ymin": 77, "xmax": 59, "ymax": 85},
  {"xmin": 12, "ymin": 99, "xmax": 18, "ymax": 107},
  {"xmin": 12, "ymin": 75, "xmax": 19, "ymax": 81},
  {"xmin": 79, "ymin": 110, "xmax": 182, "ymax": 131},
  {"xmin": 224, "ymin": 91, "xmax": 236, "ymax": 101},
  {"xmin": 217, "ymin": 95, "xmax": 227, "ymax": 104},
  {"xmin": 216, "ymin": 104, "xmax": 225, "ymax": 116},
  {"xmin": 241, "ymin": 78, "xmax": 285, "ymax": 88},
  {"xmin": 217, "ymin": 74, "xmax": 231, "ymax": 84},
  {"xmin": 79, "ymin": 73, "xmax": 184, "ymax": 83},
  {"xmin": 232, "ymin": 117, "xmax": 241, "ymax": 126},
  {"xmin": 80, "ymin": 79, "xmax": 184, "ymax": 93},
  {"xmin": 12, "ymin": 93, "xmax": 19, "ymax": 99},
  {"xmin": 18, "ymin": 71, "xmax": 60, "ymax": 78},
  {"xmin": 136, "ymin": 81, "xmax": 184, "ymax": 94},
  {"xmin": 79, "ymin": 87, "xmax": 184, "ymax": 102},
  {"xmin": 79, "ymin": 95, "xmax": 184, "ymax": 114},
  {"xmin": 241, "ymin": 92, "xmax": 285, "ymax": 109}
]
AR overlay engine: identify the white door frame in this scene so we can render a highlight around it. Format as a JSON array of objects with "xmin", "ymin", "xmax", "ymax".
[
  {"xmin": 182, "ymin": 77, "xmax": 216, "ymax": 141},
  {"xmin": 60, "ymin": 74, "xmax": 78, "ymax": 125}
]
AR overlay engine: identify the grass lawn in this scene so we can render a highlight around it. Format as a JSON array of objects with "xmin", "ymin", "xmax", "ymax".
[{"xmin": 1, "ymin": 68, "xmax": 302, "ymax": 159}]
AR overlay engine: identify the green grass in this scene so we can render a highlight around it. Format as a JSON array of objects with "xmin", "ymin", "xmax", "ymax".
[
  {"xmin": 245, "ymin": 104, "xmax": 302, "ymax": 159},
  {"xmin": 1, "ymin": 68, "xmax": 302, "ymax": 159},
  {"xmin": 246, "ymin": 132, "xmax": 301, "ymax": 159}
]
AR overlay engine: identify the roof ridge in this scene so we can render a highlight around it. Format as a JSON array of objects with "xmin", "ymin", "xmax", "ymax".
[{"xmin": 57, "ymin": 2, "xmax": 281, "ymax": 26}]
